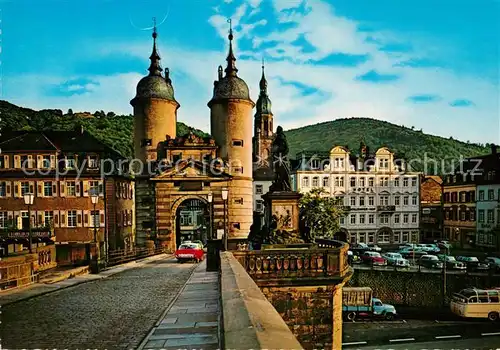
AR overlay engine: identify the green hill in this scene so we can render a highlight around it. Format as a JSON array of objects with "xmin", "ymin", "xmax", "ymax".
[
  {"xmin": 0, "ymin": 101, "xmax": 207, "ymax": 158},
  {"xmin": 0, "ymin": 101, "xmax": 490, "ymax": 173},
  {"xmin": 285, "ymin": 118, "xmax": 490, "ymax": 173}
]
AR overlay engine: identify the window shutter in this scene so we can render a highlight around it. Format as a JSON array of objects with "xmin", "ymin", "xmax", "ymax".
[
  {"xmin": 3, "ymin": 155, "xmax": 9, "ymax": 168},
  {"xmin": 76, "ymin": 181, "xmax": 81, "ymax": 196},
  {"xmin": 115, "ymin": 183, "xmax": 119, "ymax": 198},
  {"xmin": 14, "ymin": 155, "xmax": 20, "ymax": 168},
  {"xmin": 83, "ymin": 181, "xmax": 89, "ymax": 197},
  {"xmin": 77, "ymin": 212, "xmax": 83, "ymax": 227},
  {"xmin": 98, "ymin": 181, "xmax": 104, "ymax": 196},
  {"xmin": 84, "ymin": 210, "xmax": 89, "ymax": 227},
  {"xmin": 28, "ymin": 155, "xmax": 33, "ymax": 168},
  {"xmin": 38, "ymin": 182, "xmax": 43, "ymax": 197},
  {"xmin": 60, "ymin": 182, "xmax": 66, "ymax": 197},
  {"xmin": 15, "ymin": 181, "xmax": 21, "ymax": 198},
  {"xmin": 52, "ymin": 182, "xmax": 57, "ymax": 197},
  {"xmin": 60, "ymin": 211, "xmax": 66, "ymax": 227},
  {"xmin": 29, "ymin": 181, "xmax": 35, "ymax": 195},
  {"xmin": 54, "ymin": 211, "xmax": 59, "ymax": 227},
  {"xmin": 50, "ymin": 155, "xmax": 56, "ymax": 168},
  {"xmin": 37, "ymin": 155, "xmax": 43, "ymax": 168},
  {"xmin": 38, "ymin": 213, "xmax": 43, "ymax": 226},
  {"xmin": 6, "ymin": 182, "xmax": 11, "ymax": 197},
  {"xmin": 100, "ymin": 212, "xmax": 105, "ymax": 227}
]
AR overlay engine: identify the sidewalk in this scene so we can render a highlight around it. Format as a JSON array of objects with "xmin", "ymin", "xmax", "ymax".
[
  {"xmin": 0, "ymin": 253, "xmax": 171, "ymax": 306},
  {"xmin": 138, "ymin": 260, "xmax": 220, "ymax": 350}
]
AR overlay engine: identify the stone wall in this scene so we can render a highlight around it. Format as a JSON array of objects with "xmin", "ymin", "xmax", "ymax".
[{"xmin": 347, "ymin": 269, "xmax": 500, "ymax": 308}]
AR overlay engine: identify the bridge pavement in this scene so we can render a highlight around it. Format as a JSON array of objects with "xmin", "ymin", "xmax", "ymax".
[{"xmin": 0, "ymin": 256, "xmax": 197, "ymax": 349}]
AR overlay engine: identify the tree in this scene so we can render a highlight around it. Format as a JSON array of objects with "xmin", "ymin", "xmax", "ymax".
[
  {"xmin": 67, "ymin": 108, "xmax": 73, "ymax": 115},
  {"xmin": 299, "ymin": 188, "xmax": 344, "ymax": 240}
]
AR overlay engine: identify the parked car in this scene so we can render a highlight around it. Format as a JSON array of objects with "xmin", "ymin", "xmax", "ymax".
[
  {"xmin": 354, "ymin": 243, "xmax": 369, "ymax": 250},
  {"xmin": 419, "ymin": 255, "xmax": 444, "ymax": 269},
  {"xmin": 484, "ymin": 257, "xmax": 500, "ymax": 272},
  {"xmin": 437, "ymin": 255, "xmax": 467, "ymax": 270},
  {"xmin": 399, "ymin": 243, "xmax": 416, "ymax": 250},
  {"xmin": 424, "ymin": 244, "xmax": 441, "ymax": 253},
  {"xmin": 191, "ymin": 240, "xmax": 205, "ymax": 249},
  {"xmin": 361, "ymin": 251, "xmax": 387, "ymax": 266},
  {"xmin": 368, "ymin": 244, "xmax": 382, "ymax": 252},
  {"xmin": 456, "ymin": 256, "xmax": 490, "ymax": 271},
  {"xmin": 382, "ymin": 252, "xmax": 410, "ymax": 267},
  {"xmin": 175, "ymin": 243, "xmax": 204, "ymax": 263},
  {"xmin": 343, "ymin": 287, "xmax": 397, "ymax": 321},
  {"xmin": 399, "ymin": 248, "xmax": 427, "ymax": 259}
]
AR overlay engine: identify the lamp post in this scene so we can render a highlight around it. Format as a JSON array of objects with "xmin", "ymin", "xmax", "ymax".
[
  {"xmin": 90, "ymin": 193, "xmax": 99, "ymax": 264},
  {"xmin": 23, "ymin": 193, "xmax": 35, "ymax": 253},
  {"xmin": 207, "ymin": 191, "xmax": 213, "ymax": 240},
  {"xmin": 222, "ymin": 188, "xmax": 228, "ymax": 250}
]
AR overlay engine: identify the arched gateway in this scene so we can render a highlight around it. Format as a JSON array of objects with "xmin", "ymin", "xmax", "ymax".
[{"xmin": 174, "ymin": 198, "xmax": 210, "ymax": 248}]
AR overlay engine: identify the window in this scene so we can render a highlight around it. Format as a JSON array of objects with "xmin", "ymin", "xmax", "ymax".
[
  {"xmin": 0, "ymin": 182, "xmax": 5, "ymax": 197},
  {"xmin": 312, "ymin": 177, "xmax": 319, "ymax": 187},
  {"xmin": 20, "ymin": 155, "xmax": 29, "ymax": 168},
  {"xmin": 461, "ymin": 211, "xmax": 466, "ymax": 221},
  {"xmin": 65, "ymin": 157, "xmax": 76, "ymax": 169},
  {"xmin": 394, "ymin": 178, "xmax": 400, "ymax": 187},
  {"xmin": 0, "ymin": 212, "xmax": 7, "ymax": 228},
  {"xmin": 0, "ymin": 157, "xmax": 4, "ymax": 169},
  {"xmin": 479, "ymin": 190, "xmax": 485, "ymax": 201},
  {"xmin": 368, "ymin": 178, "xmax": 374, "ymax": 187},
  {"xmin": 44, "ymin": 182, "xmax": 53, "ymax": 197},
  {"xmin": 368, "ymin": 196, "xmax": 374, "ymax": 206},
  {"xmin": 394, "ymin": 232, "xmax": 401, "ymax": 244},
  {"xmin": 488, "ymin": 189, "xmax": 494, "ymax": 200},
  {"xmin": 302, "ymin": 177, "xmax": 309, "ymax": 187},
  {"xmin": 334, "ymin": 177, "xmax": 339, "ymax": 186},
  {"xmin": 380, "ymin": 215, "xmax": 389, "ymax": 224},
  {"xmin": 42, "ymin": 156, "xmax": 51, "ymax": 168},
  {"xmin": 256, "ymin": 200, "xmax": 264, "ymax": 212},
  {"xmin": 21, "ymin": 181, "xmax": 30, "ymax": 196},
  {"xmin": 44, "ymin": 211, "xmax": 54, "ymax": 226},
  {"xmin": 379, "ymin": 196, "xmax": 389, "ymax": 206},
  {"xmin": 470, "ymin": 211, "xmax": 475, "ymax": 221},
  {"xmin": 383, "ymin": 177, "xmax": 389, "ymax": 187},
  {"xmin": 395, "ymin": 196, "xmax": 400, "ymax": 206},
  {"xmin": 403, "ymin": 214, "xmax": 409, "ymax": 223},
  {"xmin": 66, "ymin": 181, "xmax": 76, "ymax": 196},
  {"xmin": 402, "ymin": 231, "xmax": 409, "ymax": 242},
  {"xmin": 340, "ymin": 216, "xmax": 345, "ymax": 225},
  {"xmin": 403, "ymin": 196, "xmax": 409, "ymax": 206},
  {"xmin": 403, "ymin": 178, "xmax": 409, "ymax": 187},
  {"xmin": 335, "ymin": 196, "xmax": 344, "ymax": 205},
  {"xmin": 377, "ymin": 230, "xmax": 390, "ymax": 243},
  {"xmin": 89, "ymin": 181, "xmax": 100, "ymax": 196},
  {"xmin": 368, "ymin": 232, "xmax": 375, "ymax": 243},
  {"xmin": 232, "ymin": 139, "xmax": 244, "ymax": 147},
  {"xmin": 350, "ymin": 197, "xmax": 356, "ymax": 206},
  {"xmin": 479, "ymin": 210, "xmax": 485, "ymax": 223},
  {"xmin": 90, "ymin": 210, "xmax": 100, "ymax": 227},
  {"xmin": 412, "ymin": 196, "xmax": 417, "ymax": 205},
  {"xmin": 394, "ymin": 214, "xmax": 400, "ymax": 224},
  {"xmin": 359, "ymin": 214, "xmax": 365, "ymax": 224},
  {"xmin": 411, "ymin": 178, "xmax": 417, "ymax": 187},
  {"xmin": 359, "ymin": 197, "xmax": 365, "ymax": 206},
  {"xmin": 360, "ymin": 178, "xmax": 365, "ymax": 187},
  {"xmin": 379, "ymin": 158, "xmax": 389, "ymax": 169},
  {"xmin": 487, "ymin": 210, "xmax": 494, "ymax": 223},
  {"xmin": 350, "ymin": 214, "xmax": 356, "ymax": 224},
  {"xmin": 412, "ymin": 214, "xmax": 417, "ymax": 223},
  {"xmin": 67, "ymin": 210, "xmax": 77, "ymax": 227},
  {"xmin": 379, "ymin": 177, "xmax": 384, "ymax": 187},
  {"xmin": 323, "ymin": 177, "xmax": 329, "ymax": 187},
  {"xmin": 256, "ymin": 185, "xmax": 263, "ymax": 195},
  {"xmin": 350, "ymin": 177, "xmax": 356, "ymax": 187},
  {"xmin": 88, "ymin": 156, "xmax": 99, "ymax": 168},
  {"xmin": 368, "ymin": 214, "xmax": 375, "ymax": 224},
  {"xmin": 311, "ymin": 159, "xmax": 319, "ymax": 169},
  {"xmin": 339, "ymin": 177, "xmax": 344, "ymax": 187}
]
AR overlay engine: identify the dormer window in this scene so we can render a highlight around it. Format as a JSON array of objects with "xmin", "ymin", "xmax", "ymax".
[
  {"xmin": 311, "ymin": 159, "xmax": 320, "ymax": 169},
  {"xmin": 20, "ymin": 155, "xmax": 29, "ymax": 168},
  {"xmin": 42, "ymin": 156, "xmax": 51, "ymax": 169},
  {"xmin": 88, "ymin": 156, "xmax": 99, "ymax": 169},
  {"xmin": 66, "ymin": 157, "xmax": 76, "ymax": 169}
]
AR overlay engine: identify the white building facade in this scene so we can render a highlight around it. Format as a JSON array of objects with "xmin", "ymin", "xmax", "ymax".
[
  {"xmin": 292, "ymin": 146, "xmax": 421, "ymax": 245},
  {"xmin": 476, "ymin": 183, "xmax": 500, "ymax": 247}
]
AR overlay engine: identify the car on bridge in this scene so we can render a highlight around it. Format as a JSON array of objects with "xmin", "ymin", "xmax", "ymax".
[
  {"xmin": 382, "ymin": 252, "xmax": 410, "ymax": 267},
  {"xmin": 484, "ymin": 257, "xmax": 500, "ymax": 272},
  {"xmin": 437, "ymin": 255, "xmax": 466, "ymax": 270},
  {"xmin": 419, "ymin": 255, "xmax": 444, "ymax": 269},
  {"xmin": 456, "ymin": 256, "xmax": 490, "ymax": 271},
  {"xmin": 175, "ymin": 243, "xmax": 204, "ymax": 263},
  {"xmin": 360, "ymin": 251, "xmax": 387, "ymax": 266}
]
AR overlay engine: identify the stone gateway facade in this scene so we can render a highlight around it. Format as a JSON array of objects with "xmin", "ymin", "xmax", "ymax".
[{"xmin": 133, "ymin": 25, "xmax": 259, "ymax": 251}]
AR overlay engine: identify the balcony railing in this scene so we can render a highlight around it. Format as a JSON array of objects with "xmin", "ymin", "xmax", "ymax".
[
  {"xmin": 377, "ymin": 205, "xmax": 396, "ymax": 212},
  {"xmin": 232, "ymin": 240, "xmax": 351, "ymax": 282}
]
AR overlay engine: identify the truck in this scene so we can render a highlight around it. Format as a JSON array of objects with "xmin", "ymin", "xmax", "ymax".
[{"xmin": 342, "ymin": 287, "xmax": 397, "ymax": 321}]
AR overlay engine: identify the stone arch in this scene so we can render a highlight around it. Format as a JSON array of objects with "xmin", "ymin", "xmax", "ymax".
[
  {"xmin": 171, "ymin": 195, "xmax": 210, "ymax": 249},
  {"xmin": 334, "ymin": 228, "xmax": 350, "ymax": 243},
  {"xmin": 376, "ymin": 226, "xmax": 393, "ymax": 244}
]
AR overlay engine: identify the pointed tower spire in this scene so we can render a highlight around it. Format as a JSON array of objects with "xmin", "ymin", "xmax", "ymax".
[
  {"xmin": 148, "ymin": 17, "xmax": 163, "ymax": 76},
  {"xmin": 259, "ymin": 57, "xmax": 268, "ymax": 94},
  {"xmin": 225, "ymin": 19, "xmax": 238, "ymax": 76}
]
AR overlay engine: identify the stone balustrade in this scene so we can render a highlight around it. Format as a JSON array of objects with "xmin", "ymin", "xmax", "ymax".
[
  {"xmin": 231, "ymin": 240, "xmax": 350, "ymax": 285},
  {"xmin": 35, "ymin": 245, "xmax": 57, "ymax": 272}
]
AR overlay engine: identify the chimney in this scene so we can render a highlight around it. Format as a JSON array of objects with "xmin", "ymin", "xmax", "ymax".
[{"xmin": 492, "ymin": 144, "xmax": 497, "ymax": 154}]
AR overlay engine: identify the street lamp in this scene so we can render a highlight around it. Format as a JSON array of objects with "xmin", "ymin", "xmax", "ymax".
[
  {"xmin": 222, "ymin": 188, "xmax": 229, "ymax": 250},
  {"xmin": 207, "ymin": 191, "xmax": 213, "ymax": 240},
  {"xmin": 90, "ymin": 193, "xmax": 99, "ymax": 263},
  {"xmin": 23, "ymin": 193, "xmax": 34, "ymax": 253}
]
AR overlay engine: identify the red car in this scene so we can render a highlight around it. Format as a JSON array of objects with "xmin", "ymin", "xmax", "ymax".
[
  {"xmin": 361, "ymin": 251, "xmax": 387, "ymax": 266},
  {"xmin": 175, "ymin": 243, "xmax": 204, "ymax": 263}
]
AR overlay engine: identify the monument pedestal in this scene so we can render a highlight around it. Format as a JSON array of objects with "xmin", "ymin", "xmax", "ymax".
[{"xmin": 262, "ymin": 191, "xmax": 302, "ymax": 232}]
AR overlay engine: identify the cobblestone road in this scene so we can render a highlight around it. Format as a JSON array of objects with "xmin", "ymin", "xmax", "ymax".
[{"xmin": 0, "ymin": 257, "xmax": 197, "ymax": 350}]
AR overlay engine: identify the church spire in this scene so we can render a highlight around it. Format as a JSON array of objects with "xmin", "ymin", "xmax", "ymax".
[
  {"xmin": 224, "ymin": 19, "xmax": 238, "ymax": 76},
  {"xmin": 148, "ymin": 17, "xmax": 163, "ymax": 77},
  {"xmin": 259, "ymin": 57, "xmax": 268, "ymax": 94}
]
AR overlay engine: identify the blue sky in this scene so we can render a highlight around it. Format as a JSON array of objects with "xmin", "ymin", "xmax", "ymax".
[{"xmin": 1, "ymin": 0, "xmax": 498, "ymax": 144}]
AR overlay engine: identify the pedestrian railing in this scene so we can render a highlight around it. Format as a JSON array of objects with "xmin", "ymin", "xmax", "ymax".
[
  {"xmin": 106, "ymin": 247, "xmax": 166, "ymax": 267},
  {"xmin": 0, "ymin": 262, "xmax": 38, "ymax": 292}
]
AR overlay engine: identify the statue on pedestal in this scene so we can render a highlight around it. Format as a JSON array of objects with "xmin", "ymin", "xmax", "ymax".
[{"xmin": 270, "ymin": 126, "xmax": 292, "ymax": 192}]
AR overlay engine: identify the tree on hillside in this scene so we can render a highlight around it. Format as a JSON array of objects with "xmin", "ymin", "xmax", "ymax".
[{"xmin": 299, "ymin": 188, "xmax": 344, "ymax": 240}]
